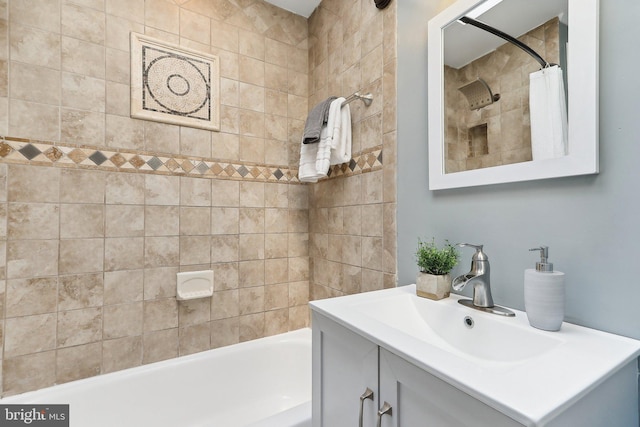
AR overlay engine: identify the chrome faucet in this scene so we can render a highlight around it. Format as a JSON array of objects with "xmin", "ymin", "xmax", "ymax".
[{"xmin": 452, "ymin": 243, "xmax": 515, "ymax": 317}]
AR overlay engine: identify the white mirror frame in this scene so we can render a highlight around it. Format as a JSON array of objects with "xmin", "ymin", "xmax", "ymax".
[{"xmin": 428, "ymin": 0, "xmax": 599, "ymax": 190}]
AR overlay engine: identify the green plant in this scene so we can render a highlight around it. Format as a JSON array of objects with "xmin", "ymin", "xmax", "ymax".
[{"xmin": 416, "ymin": 238, "xmax": 460, "ymax": 275}]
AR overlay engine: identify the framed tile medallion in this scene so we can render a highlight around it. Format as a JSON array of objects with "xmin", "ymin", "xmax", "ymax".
[{"xmin": 130, "ymin": 33, "xmax": 220, "ymax": 131}]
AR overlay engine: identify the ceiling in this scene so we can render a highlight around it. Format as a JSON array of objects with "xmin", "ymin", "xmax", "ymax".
[
  {"xmin": 444, "ymin": 0, "xmax": 568, "ymax": 69},
  {"xmin": 264, "ymin": 0, "xmax": 322, "ymax": 17}
]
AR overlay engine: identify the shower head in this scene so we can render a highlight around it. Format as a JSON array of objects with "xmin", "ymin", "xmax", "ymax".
[{"xmin": 458, "ymin": 78, "xmax": 500, "ymax": 110}]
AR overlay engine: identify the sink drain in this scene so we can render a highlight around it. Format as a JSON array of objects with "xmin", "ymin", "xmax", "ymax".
[{"xmin": 463, "ymin": 316, "xmax": 474, "ymax": 329}]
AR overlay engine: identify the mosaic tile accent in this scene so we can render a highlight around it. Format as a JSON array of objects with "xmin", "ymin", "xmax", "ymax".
[
  {"xmin": 0, "ymin": 137, "xmax": 383, "ymax": 183},
  {"xmin": 130, "ymin": 33, "xmax": 220, "ymax": 132}
]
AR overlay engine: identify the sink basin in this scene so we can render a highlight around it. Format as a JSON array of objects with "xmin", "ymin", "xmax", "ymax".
[
  {"xmin": 352, "ymin": 293, "xmax": 564, "ymax": 365},
  {"xmin": 310, "ymin": 284, "xmax": 640, "ymax": 426}
]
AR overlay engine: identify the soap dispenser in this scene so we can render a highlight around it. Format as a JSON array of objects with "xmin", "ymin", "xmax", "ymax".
[{"xmin": 524, "ymin": 246, "xmax": 565, "ymax": 331}]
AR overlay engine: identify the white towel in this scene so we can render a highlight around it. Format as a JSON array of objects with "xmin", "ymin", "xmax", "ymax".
[
  {"xmin": 298, "ymin": 138, "xmax": 322, "ymax": 182},
  {"xmin": 316, "ymin": 98, "xmax": 344, "ymax": 175},
  {"xmin": 330, "ymin": 100, "xmax": 352, "ymax": 166},
  {"xmin": 529, "ymin": 65, "xmax": 568, "ymax": 160}
]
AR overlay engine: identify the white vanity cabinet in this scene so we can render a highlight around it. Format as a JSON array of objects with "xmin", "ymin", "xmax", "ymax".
[
  {"xmin": 312, "ymin": 312, "xmax": 521, "ymax": 427},
  {"xmin": 310, "ymin": 286, "xmax": 640, "ymax": 427}
]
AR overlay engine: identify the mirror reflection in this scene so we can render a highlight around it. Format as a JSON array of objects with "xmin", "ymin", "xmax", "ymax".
[{"xmin": 443, "ymin": 0, "xmax": 569, "ymax": 174}]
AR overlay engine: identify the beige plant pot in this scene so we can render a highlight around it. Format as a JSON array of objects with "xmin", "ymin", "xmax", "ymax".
[{"xmin": 416, "ymin": 272, "xmax": 451, "ymax": 300}]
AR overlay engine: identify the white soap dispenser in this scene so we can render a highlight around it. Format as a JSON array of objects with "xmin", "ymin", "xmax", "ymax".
[{"xmin": 524, "ymin": 246, "xmax": 565, "ymax": 331}]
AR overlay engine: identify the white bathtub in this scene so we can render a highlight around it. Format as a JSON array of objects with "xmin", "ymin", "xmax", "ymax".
[{"xmin": 1, "ymin": 328, "xmax": 312, "ymax": 427}]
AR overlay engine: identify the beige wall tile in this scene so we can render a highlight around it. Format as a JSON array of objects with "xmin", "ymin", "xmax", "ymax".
[
  {"xmin": 102, "ymin": 336, "xmax": 142, "ymax": 373},
  {"xmin": 265, "ymin": 233, "xmax": 288, "ymax": 259},
  {"xmin": 60, "ymin": 169, "xmax": 104, "ymax": 204},
  {"xmin": 7, "ymin": 239, "xmax": 58, "ymax": 279},
  {"xmin": 104, "ymin": 237, "xmax": 144, "ymax": 271},
  {"xmin": 103, "ymin": 301, "xmax": 143, "ymax": 338},
  {"xmin": 143, "ymin": 298, "xmax": 178, "ymax": 332},
  {"xmin": 3, "ymin": 351, "xmax": 56, "ymax": 396},
  {"xmin": 105, "ymin": 81, "xmax": 129, "ymax": 116},
  {"xmin": 57, "ymin": 307, "xmax": 102, "ymax": 347},
  {"xmin": 288, "ymin": 256, "xmax": 308, "ymax": 282},
  {"xmin": 59, "ymin": 238, "xmax": 104, "ymax": 274},
  {"xmin": 61, "ymin": 3, "xmax": 105, "ymax": 44},
  {"xmin": 211, "ymin": 207, "xmax": 239, "ymax": 235},
  {"xmin": 10, "ymin": 24, "xmax": 60, "ymax": 69},
  {"xmin": 143, "ymin": 328, "xmax": 178, "ymax": 364},
  {"xmin": 211, "ymin": 289, "xmax": 238, "ymax": 320},
  {"xmin": 143, "ymin": 266, "xmax": 178, "ymax": 300},
  {"xmin": 180, "ymin": 206, "xmax": 211, "ymax": 236},
  {"xmin": 58, "ymin": 273, "xmax": 104, "ymax": 310},
  {"xmin": 239, "ymin": 208, "xmax": 264, "ymax": 234},
  {"xmin": 288, "ymin": 304, "xmax": 309, "ymax": 330},
  {"xmin": 60, "ymin": 204, "xmax": 104, "ymax": 238},
  {"xmin": 6, "ymin": 277, "xmax": 57, "ymax": 318},
  {"xmin": 238, "ymin": 260, "xmax": 264, "ymax": 287},
  {"xmin": 180, "ymin": 126, "xmax": 211, "ymax": 158},
  {"xmin": 239, "ymin": 234, "xmax": 264, "ymax": 261},
  {"xmin": 7, "ymin": 203, "xmax": 59, "ymax": 240},
  {"xmin": 265, "ymin": 208, "xmax": 288, "ymax": 233},
  {"xmin": 239, "ymin": 312, "xmax": 264, "ymax": 342},
  {"xmin": 180, "ymin": 236, "xmax": 210, "ymax": 265},
  {"xmin": 265, "ymin": 258, "xmax": 287, "ymax": 285},
  {"xmin": 265, "ymin": 183, "xmax": 288, "ymax": 208},
  {"xmin": 180, "ymin": 322, "xmax": 211, "ymax": 356},
  {"xmin": 264, "ymin": 308, "xmax": 288, "ymax": 336},
  {"xmin": 106, "ymin": 173, "xmax": 145, "ymax": 205},
  {"xmin": 106, "ymin": 0, "xmax": 144, "ymax": 23},
  {"xmin": 105, "ymin": 115, "xmax": 145, "ymax": 150},
  {"xmin": 210, "ymin": 317, "xmax": 238, "ymax": 348},
  {"xmin": 145, "ymin": 206, "xmax": 179, "ymax": 236},
  {"xmin": 239, "ymin": 110, "xmax": 265, "ymax": 138},
  {"xmin": 265, "ymin": 282, "xmax": 288, "ymax": 310},
  {"xmin": 4, "ymin": 313, "xmax": 56, "ymax": 357},
  {"xmin": 181, "ymin": 177, "xmax": 211, "ymax": 207},
  {"xmin": 211, "ymin": 179, "xmax": 239, "ymax": 207},
  {"xmin": 56, "ymin": 342, "xmax": 102, "ymax": 384},
  {"xmin": 144, "ymin": 121, "xmax": 180, "ymax": 155},
  {"xmin": 105, "ymin": 47, "xmax": 129, "ymax": 84},
  {"xmin": 210, "ymin": 235, "xmax": 238, "ymax": 264},
  {"xmin": 211, "ymin": 262, "xmax": 238, "ymax": 291},
  {"xmin": 144, "ymin": 236, "xmax": 179, "ymax": 268},
  {"xmin": 104, "ymin": 269, "xmax": 143, "ymax": 305},
  {"xmin": 10, "ymin": 0, "xmax": 60, "ymax": 32},
  {"xmin": 145, "ymin": 174, "xmax": 180, "ymax": 206},
  {"xmin": 178, "ymin": 298, "xmax": 209, "ymax": 327},
  {"xmin": 238, "ymin": 55, "xmax": 264, "ymax": 86},
  {"xmin": 239, "ymin": 181, "xmax": 264, "ymax": 207},
  {"xmin": 10, "ymin": 62, "xmax": 60, "ymax": 105},
  {"xmin": 61, "ymin": 109, "xmax": 105, "ymax": 145},
  {"xmin": 105, "ymin": 205, "xmax": 144, "ymax": 237},
  {"xmin": 61, "ymin": 36, "xmax": 105, "ymax": 79},
  {"xmin": 145, "ymin": 0, "xmax": 179, "ymax": 33},
  {"xmin": 9, "ymin": 99, "xmax": 60, "ymax": 141},
  {"xmin": 106, "ymin": 14, "xmax": 144, "ymax": 51},
  {"xmin": 180, "ymin": 8, "xmax": 210, "ymax": 45}
]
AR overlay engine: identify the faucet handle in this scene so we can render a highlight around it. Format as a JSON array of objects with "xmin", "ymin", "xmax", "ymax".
[{"xmin": 457, "ymin": 243, "xmax": 488, "ymax": 261}]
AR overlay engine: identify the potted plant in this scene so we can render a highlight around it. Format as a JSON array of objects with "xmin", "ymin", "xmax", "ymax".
[{"xmin": 415, "ymin": 238, "xmax": 460, "ymax": 300}]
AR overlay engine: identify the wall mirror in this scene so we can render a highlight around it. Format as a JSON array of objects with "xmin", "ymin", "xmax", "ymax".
[{"xmin": 427, "ymin": 0, "xmax": 599, "ymax": 190}]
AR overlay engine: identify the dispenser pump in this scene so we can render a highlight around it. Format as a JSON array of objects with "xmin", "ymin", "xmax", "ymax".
[{"xmin": 529, "ymin": 246, "xmax": 553, "ymax": 272}]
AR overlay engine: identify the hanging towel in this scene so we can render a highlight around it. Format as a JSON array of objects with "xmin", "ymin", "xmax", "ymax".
[
  {"xmin": 302, "ymin": 97, "xmax": 337, "ymax": 144},
  {"xmin": 298, "ymin": 137, "xmax": 323, "ymax": 182},
  {"xmin": 330, "ymin": 100, "xmax": 352, "ymax": 165},
  {"xmin": 529, "ymin": 65, "xmax": 568, "ymax": 160},
  {"xmin": 316, "ymin": 98, "xmax": 344, "ymax": 175}
]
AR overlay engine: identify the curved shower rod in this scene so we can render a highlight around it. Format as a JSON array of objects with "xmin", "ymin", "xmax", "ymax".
[{"xmin": 458, "ymin": 16, "xmax": 551, "ymax": 69}]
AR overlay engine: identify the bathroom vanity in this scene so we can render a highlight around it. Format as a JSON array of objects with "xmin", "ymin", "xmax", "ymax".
[{"xmin": 310, "ymin": 286, "xmax": 640, "ymax": 427}]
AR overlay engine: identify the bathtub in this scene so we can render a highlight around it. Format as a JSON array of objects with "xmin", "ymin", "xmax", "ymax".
[{"xmin": 1, "ymin": 328, "xmax": 311, "ymax": 427}]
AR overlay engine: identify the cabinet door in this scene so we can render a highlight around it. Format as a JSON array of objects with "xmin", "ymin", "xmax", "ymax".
[
  {"xmin": 378, "ymin": 349, "xmax": 523, "ymax": 427},
  {"xmin": 312, "ymin": 313, "xmax": 378, "ymax": 427}
]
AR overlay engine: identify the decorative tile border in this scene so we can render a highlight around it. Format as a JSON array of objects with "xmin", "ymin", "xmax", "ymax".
[{"xmin": 0, "ymin": 137, "xmax": 382, "ymax": 183}]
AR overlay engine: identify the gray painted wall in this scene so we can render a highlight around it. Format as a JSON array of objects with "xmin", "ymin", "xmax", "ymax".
[{"xmin": 397, "ymin": 0, "xmax": 640, "ymax": 340}]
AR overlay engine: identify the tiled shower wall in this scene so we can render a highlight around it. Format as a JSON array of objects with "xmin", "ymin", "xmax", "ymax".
[
  {"xmin": 307, "ymin": 0, "xmax": 397, "ymax": 299},
  {"xmin": 444, "ymin": 18, "xmax": 561, "ymax": 173},
  {"xmin": 0, "ymin": 0, "xmax": 313, "ymax": 397}
]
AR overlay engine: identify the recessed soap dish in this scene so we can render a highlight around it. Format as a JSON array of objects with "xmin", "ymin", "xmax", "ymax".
[{"xmin": 176, "ymin": 270, "xmax": 214, "ymax": 300}]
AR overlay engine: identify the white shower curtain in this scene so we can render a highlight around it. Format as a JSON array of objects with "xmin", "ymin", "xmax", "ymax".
[{"xmin": 529, "ymin": 65, "xmax": 568, "ymax": 160}]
